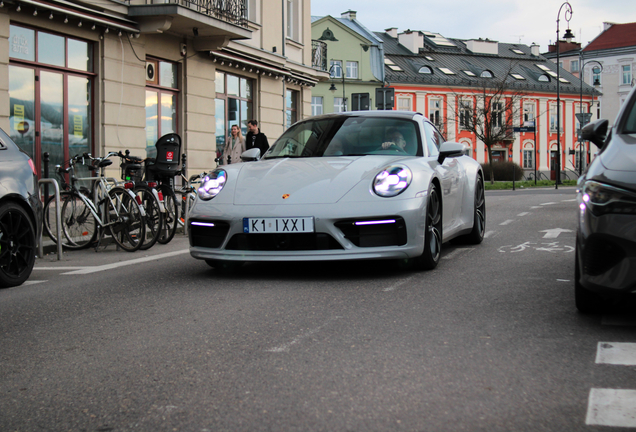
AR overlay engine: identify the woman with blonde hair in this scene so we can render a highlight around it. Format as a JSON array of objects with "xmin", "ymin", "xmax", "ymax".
[{"xmin": 223, "ymin": 124, "xmax": 246, "ymax": 164}]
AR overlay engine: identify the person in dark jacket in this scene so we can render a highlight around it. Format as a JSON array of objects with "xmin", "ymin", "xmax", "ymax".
[{"xmin": 245, "ymin": 120, "xmax": 269, "ymax": 157}]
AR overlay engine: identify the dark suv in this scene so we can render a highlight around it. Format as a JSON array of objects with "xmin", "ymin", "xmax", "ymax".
[
  {"xmin": 576, "ymin": 85, "xmax": 636, "ymax": 312},
  {"xmin": 0, "ymin": 128, "xmax": 42, "ymax": 288}
]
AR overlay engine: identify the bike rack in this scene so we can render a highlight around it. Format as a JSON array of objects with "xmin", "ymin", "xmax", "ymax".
[{"xmin": 38, "ymin": 178, "xmax": 63, "ymax": 260}]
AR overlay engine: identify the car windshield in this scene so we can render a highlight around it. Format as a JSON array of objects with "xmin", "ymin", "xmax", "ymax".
[
  {"xmin": 263, "ymin": 117, "xmax": 421, "ymax": 159},
  {"xmin": 622, "ymin": 94, "xmax": 636, "ymax": 135}
]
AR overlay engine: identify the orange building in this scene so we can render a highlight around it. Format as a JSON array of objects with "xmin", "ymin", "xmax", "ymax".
[{"xmin": 376, "ymin": 29, "xmax": 600, "ymax": 180}]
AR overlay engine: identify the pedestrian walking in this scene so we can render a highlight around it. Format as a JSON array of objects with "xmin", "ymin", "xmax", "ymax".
[
  {"xmin": 223, "ymin": 124, "xmax": 245, "ymax": 164},
  {"xmin": 245, "ymin": 119, "xmax": 269, "ymax": 157}
]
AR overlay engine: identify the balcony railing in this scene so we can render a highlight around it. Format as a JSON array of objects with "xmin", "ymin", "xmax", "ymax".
[
  {"xmin": 312, "ymin": 40, "xmax": 328, "ymax": 71},
  {"xmin": 147, "ymin": 0, "xmax": 247, "ymax": 27}
]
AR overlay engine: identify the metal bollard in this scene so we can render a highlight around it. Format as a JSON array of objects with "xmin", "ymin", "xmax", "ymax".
[
  {"xmin": 38, "ymin": 178, "xmax": 62, "ymax": 260},
  {"xmin": 43, "ymin": 152, "xmax": 50, "ymax": 201}
]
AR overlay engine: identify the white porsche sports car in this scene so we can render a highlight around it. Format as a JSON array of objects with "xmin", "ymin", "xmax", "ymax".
[{"xmin": 188, "ymin": 111, "xmax": 485, "ymax": 270}]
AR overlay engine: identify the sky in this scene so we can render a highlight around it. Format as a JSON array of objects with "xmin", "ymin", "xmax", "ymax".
[{"xmin": 311, "ymin": 0, "xmax": 636, "ymax": 52}]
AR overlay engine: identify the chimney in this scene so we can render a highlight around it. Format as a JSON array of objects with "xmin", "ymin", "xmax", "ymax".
[
  {"xmin": 341, "ymin": 10, "xmax": 356, "ymax": 21},
  {"xmin": 530, "ymin": 43, "xmax": 540, "ymax": 56},
  {"xmin": 465, "ymin": 39, "xmax": 499, "ymax": 55},
  {"xmin": 398, "ymin": 30, "xmax": 424, "ymax": 54},
  {"xmin": 603, "ymin": 22, "xmax": 615, "ymax": 31},
  {"xmin": 385, "ymin": 27, "xmax": 398, "ymax": 38}
]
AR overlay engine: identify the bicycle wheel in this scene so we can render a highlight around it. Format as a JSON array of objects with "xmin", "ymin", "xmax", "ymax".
[
  {"xmin": 46, "ymin": 191, "xmax": 97, "ymax": 249},
  {"xmin": 135, "ymin": 185, "xmax": 163, "ymax": 250},
  {"xmin": 157, "ymin": 185, "xmax": 178, "ymax": 245},
  {"xmin": 106, "ymin": 187, "xmax": 146, "ymax": 252}
]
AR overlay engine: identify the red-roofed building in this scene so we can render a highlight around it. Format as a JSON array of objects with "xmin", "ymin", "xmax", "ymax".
[{"xmin": 547, "ymin": 22, "xmax": 636, "ymax": 127}]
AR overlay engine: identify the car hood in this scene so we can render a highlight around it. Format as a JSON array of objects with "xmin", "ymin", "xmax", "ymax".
[{"xmin": 231, "ymin": 156, "xmax": 410, "ymax": 205}]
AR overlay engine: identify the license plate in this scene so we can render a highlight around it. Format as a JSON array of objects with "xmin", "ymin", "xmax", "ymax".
[{"xmin": 243, "ymin": 217, "xmax": 314, "ymax": 233}]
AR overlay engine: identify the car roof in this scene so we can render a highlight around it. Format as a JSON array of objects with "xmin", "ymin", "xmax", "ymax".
[{"xmin": 300, "ymin": 110, "xmax": 425, "ymax": 123}]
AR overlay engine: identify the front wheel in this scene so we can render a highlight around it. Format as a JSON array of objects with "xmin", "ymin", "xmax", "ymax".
[
  {"xmin": 575, "ymin": 243, "xmax": 605, "ymax": 313},
  {"xmin": 452, "ymin": 174, "xmax": 485, "ymax": 245},
  {"xmin": 106, "ymin": 187, "xmax": 146, "ymax": 252},
  {"xmin": 414, "ymin": 184, "xmax": 442, "ymax": 270},
  {"xmin": 0, "ymin": 202, "xmax": 36, "ymax": 288}
]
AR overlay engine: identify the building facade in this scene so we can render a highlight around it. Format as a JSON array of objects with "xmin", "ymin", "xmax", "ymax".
[
  {"xmin": 310, "ymin": 10, "xmax": 384, "ymax": 115},
  {"xmin": 377, "ymin": 29, "xmax": 599, "ymax": 180},
  {"xmin": 2, "ymin": 0, "xmax": 327, "ymax": 180}
]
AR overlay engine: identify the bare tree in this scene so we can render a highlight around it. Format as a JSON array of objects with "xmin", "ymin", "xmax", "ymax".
[{"xmin": 449, "ymin": 63, "xmax": 528, "ymax": 183}]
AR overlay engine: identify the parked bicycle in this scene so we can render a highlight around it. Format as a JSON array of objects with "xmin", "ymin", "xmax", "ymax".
[{"xmin": 43, "ymin": 152, "xmax": 147, "ymax": 252}]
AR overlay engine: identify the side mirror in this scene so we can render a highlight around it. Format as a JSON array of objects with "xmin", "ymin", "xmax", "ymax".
[
  {"xmin": 580, "ymin": 119, "xmax": 609, "ymax": 148},
  {"xmin": 437, "ymin": 141, "xmax": 466, "ymax": 164},
  {"xmin": 240, "ymin": 147, "xmax": 261, "ymax": 162}
]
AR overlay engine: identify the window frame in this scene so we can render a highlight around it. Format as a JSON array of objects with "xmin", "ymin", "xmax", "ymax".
[
  {"xmin": 621, "ymin": 64, "xmax": 632, "ymax": 85},
  {"xmin": 330, "ymin": 60, "xmax": 343, "ymax": 79},
  {"xmin": 346, "ymin": 61, "xmax": 358, "ymax": 79},
  {"xmin": 311, "ymin": 96, "xmax": 323, "ymax": 116}
]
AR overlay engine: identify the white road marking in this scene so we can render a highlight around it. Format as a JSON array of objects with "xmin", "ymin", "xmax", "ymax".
[
  {"xmin": 33, "ymin": 266, "xmax": 87, "ymax": 271},
  {"xmin": 383, "ymin": 276, "xmax": 414, "ymax": 292},
  {"xmin": 61, "ymin": 250, "xmax": 190, "ymax": 275},
  {"xmin": 586, "ymin": 388, "xmax": 636, "ymax": 427},
  {"xmin": 596, "ymin": 342, "xmax": 636, "ymax": 366},
  {"xmin": 442, "ymin": 247, "xmax": 473, "ymax": 260},
  {"xmin": 602, "ymin": 315, "xmax": 636, "ymax": 327},
  {"xmin": 540, "ymin": 202, "xmax": 558, "ymax": 206},
  {"xmin": 556, "ymin": 279, "xmax": 570, "ymax": 282},
  {"xmin": 530, "ymin": 206, "xmax": 542, "ymax": 209},
  {"xmin": 540, "ymin": 228, "xmax": 573, "ymax": 239},
  {"xmin": 484, "ymin": 231, "xmax": 496, "ymax": 238},
  {"xmin": 562, "ymin": 198, "xmax": 577, "ymax": 202},
  {"xmin": 265, "ymin": 317, "xmax": 342, "ymax": 353},
  {"xmin": 499, "ymin": 219, "xmax": 515, "ymax": 226},
  {"xmin": 517, "ymin": 212, "xmax": 529, "ymax": 217},
  {"xmin": 22, "ymin": 280, "xmax": 47, "ymax": 286}
]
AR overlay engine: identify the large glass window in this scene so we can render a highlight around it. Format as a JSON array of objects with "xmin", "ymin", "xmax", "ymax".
[
  {"xmin": 330, "ymin": 60, "xmax": 342, "ymax": 78},
  {"xmin": 215, "ymin": 71, "xmax": 253, "ymax": 156},
  {"xmin": 286, "ymin": 90, "xmax": 298, "ymax": 128},
  {"xmin": 346, "ymin": 61, "xmax": 358, "ymax": 79},
  {"xmin": 9, "ymin": 25, "xmax": 93, "ymax": 178},
  {"xmin": 459, "ymin": 100, "xmax": 472, "ymax": 129},
  {"xmin": 146, "ymin": 58, "xmax": 179, "ymax": 157},
  {"xmin": 523, "ymin": 149, "xmax": 534, "ymax": 168},
  {"xmin": 429, "ymin": 99, "xmax": 441, "ymax": 126},
  {"xmin": 492, "ymin": 102, "xmax": 504, "ymax": 128},
  {"xmin": 622, "ymin": 65, "xmax": 632, "ymax": 85},
  {"xmin": 311, "ymin": 96, "xmax": 323, "ymax": 116}
]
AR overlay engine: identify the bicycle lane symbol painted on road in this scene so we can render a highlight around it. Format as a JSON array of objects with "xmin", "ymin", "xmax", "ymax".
[{"xmin": 498, "ymin": 241, "xmax": 574, "ymax": 254}]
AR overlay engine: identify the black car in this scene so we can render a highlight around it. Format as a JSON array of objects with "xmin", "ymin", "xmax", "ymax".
[
  {"xmin": 575, "ymin": 85, "xmax": 636, "ymax": 313},
  {"xmin": 0, "ymin": 128, "xmax": 42, "ymax": 288}
]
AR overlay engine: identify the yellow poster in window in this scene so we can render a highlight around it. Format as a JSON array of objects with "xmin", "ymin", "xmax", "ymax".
[
  {"xmin": 73, "ymin": 115, "xmax": 83, "ymax": 137},
  {"xmin": 14, "ymin": 104, "xmax": 24, "ymax": 130}
]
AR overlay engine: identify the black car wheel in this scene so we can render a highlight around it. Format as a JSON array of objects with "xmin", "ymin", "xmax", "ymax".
[
  {"xmin": 415, "ymin": 184, "xmax": 442, "ymax": 270},
  {"xmin": 0, "ymin": 202, "xmax": 36, "ymax": 288}
]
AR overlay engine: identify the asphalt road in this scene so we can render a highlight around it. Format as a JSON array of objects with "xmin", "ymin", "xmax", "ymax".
[{"xmin": 2, "ymin": 186, "xmax": 635, "ymax": 431}]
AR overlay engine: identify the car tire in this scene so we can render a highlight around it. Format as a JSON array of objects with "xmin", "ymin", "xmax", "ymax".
[
  {"xmin": 575, "ymin": 243, "xmax": 605, "ymax": 314},
  {"xmin": 415, "ymin": 183, "xmax": 442, "ymax": 270},
  {"xmin": 0, "ymin": 202, "xmax": 37, "ymax": 288},
  {"xmin": 452, "ymin": 174, "xmax": 485, "ymax": 245}
]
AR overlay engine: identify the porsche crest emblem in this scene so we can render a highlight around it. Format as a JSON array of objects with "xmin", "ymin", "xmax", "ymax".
[{"xmin": 282, "ymin": 194, "xmax": 290, "ymax": 199}]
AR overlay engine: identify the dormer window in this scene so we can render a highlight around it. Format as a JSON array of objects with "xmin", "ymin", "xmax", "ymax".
[
  {"xmin": 480, "ymin": 70, "xmax": 493, "ymax": 78},
  {"xmin": 511, "ymin": 73, "xmax": 525, "ymax": 80},
  {"xmin": 511, "ymin": 49, "xmax": 525, "ymax": 55},
  {"xmin": 439, "ymin": 67, "xmax": 455, "ymax": 75},
  {"xmin": 425, "ymin": 56, "xmax": 434, "ymax": 61},
  {"xmin": 463, "ymin": 70, "xmax": 476, "ymax": 77},
  {"xmin": 419, "ymin": 66, "xmax": 433, "ymax": 74},
  {"xmin": 384, "ymin": 58, "xmax": 403, "ymax": 72},
  {"xmin": 538, "ymin": 74, "xmax": 550, "ymax": 82}
]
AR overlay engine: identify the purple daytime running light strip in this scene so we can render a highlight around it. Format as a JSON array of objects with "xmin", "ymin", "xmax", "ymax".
[
  {"xmin": 191, "ymin": 222, "xmax": 216, "ymax": 227},
  {"xmin": 354, "ymin": 219, "xmax": 396, "ymax": 226}
]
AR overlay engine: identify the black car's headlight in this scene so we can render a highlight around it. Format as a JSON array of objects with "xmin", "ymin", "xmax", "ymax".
[
  {"xmin": 373, "ymin": 165, "xmax": 412, "ymax": 197},
  {"xmin": 197, "ymin": 169, "xmax": 227, "ymax": 201},
  {"xmin": 582, "ymin": 180, "xmax": 636, "ymax": 216}
]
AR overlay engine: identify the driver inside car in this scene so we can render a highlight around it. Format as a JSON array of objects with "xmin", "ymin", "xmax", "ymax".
[{"xmin": 380, "ymin": 128, "xmax": 407, "ymax": 151}]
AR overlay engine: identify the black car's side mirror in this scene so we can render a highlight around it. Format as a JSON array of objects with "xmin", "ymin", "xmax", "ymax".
[{"xmin": 580, "ymin": 119, "xmax": 609, "ymax": 148}]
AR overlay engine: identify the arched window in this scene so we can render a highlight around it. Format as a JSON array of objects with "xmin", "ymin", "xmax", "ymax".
[
  {"xmin": 419, "ymin": 66, "xmax": 433, "ymax": 74},
  {"xmin": 480, "ymin": 70, "xmax": 493, "ymax": 78},
  {"xmin": 538, "ymin": 74, "xmax": 550, "ymax": 82}
]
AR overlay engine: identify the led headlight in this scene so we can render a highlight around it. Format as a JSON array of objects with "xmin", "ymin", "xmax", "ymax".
[
  {"xmin": 197, "ymin": 169, "xmax": 227, "ymax": 200},
  {"xmin": 373, "ymin": 164, "xmax": 412, "ymax": 197},
  {"xmin": 582, "ymin": 180, "xmax": 636, "ymax": 216}
]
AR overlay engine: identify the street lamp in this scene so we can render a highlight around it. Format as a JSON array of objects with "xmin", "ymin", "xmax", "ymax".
[
  {"xmin": 577, "ymin": 53, "xmax": 603, "ymax": 175},
  {"xmin": 555, "ymin": 1, "xmax": 574, "ymax": 189},
  {"xmin": 328, "ymin": 62, "xmax": 346, "ymax": 112}
]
